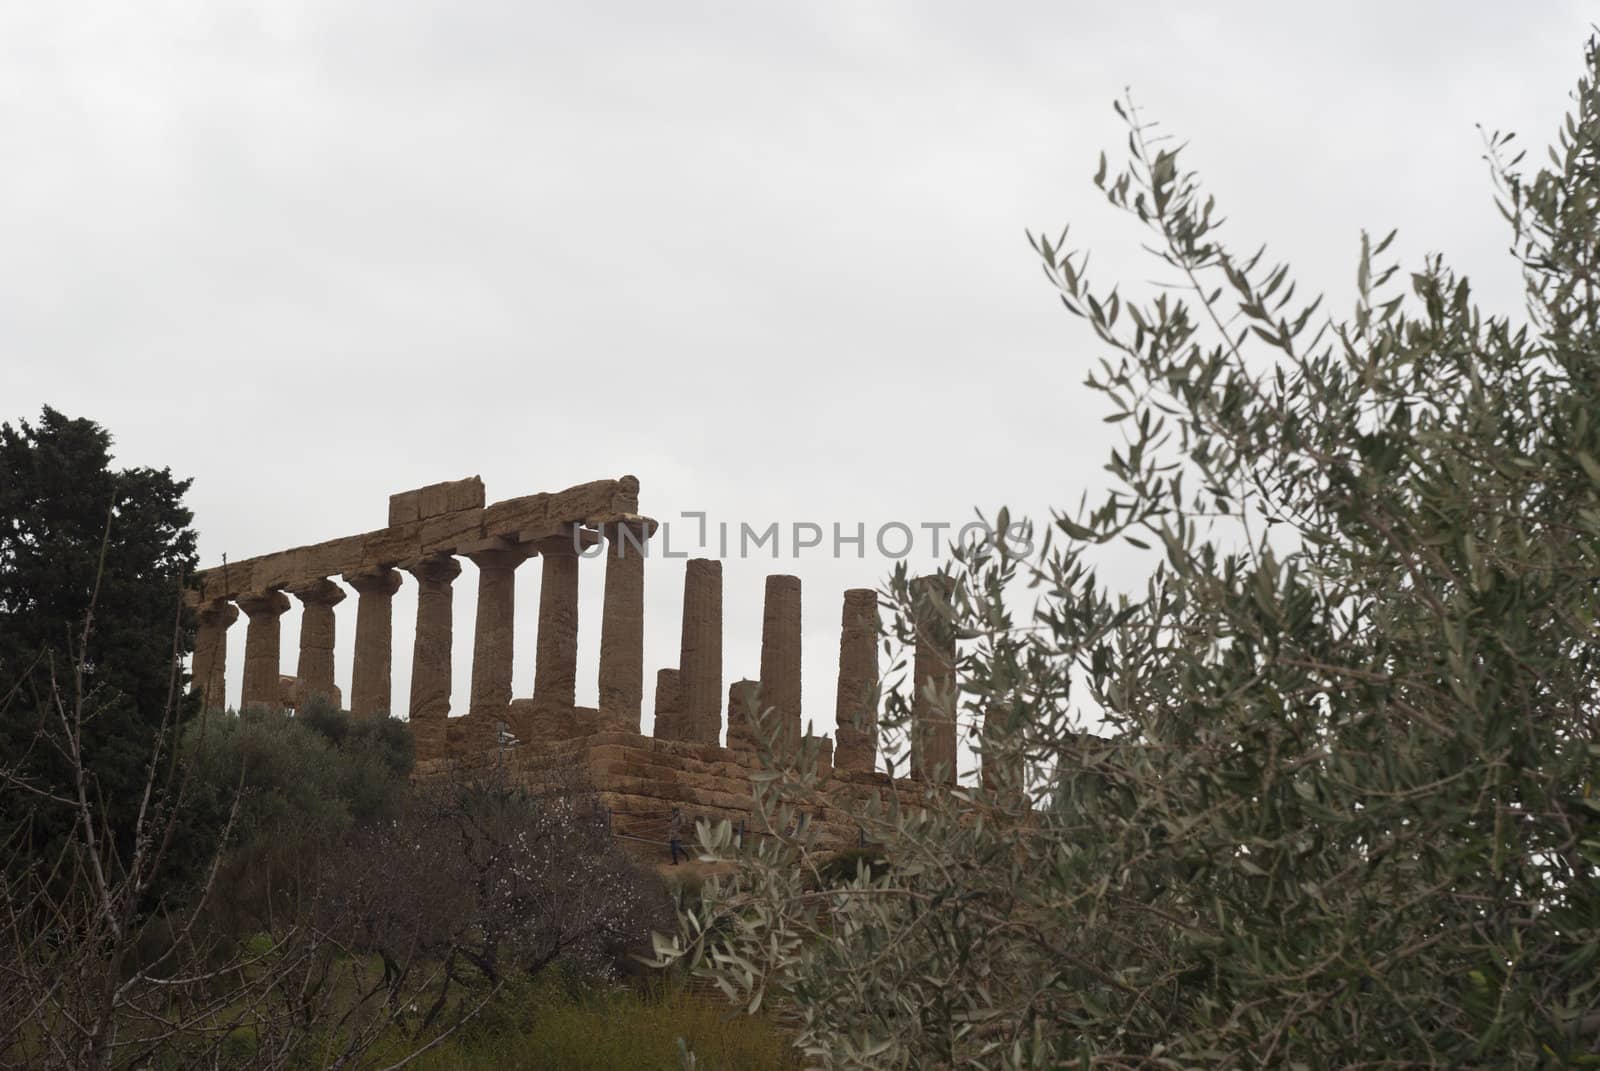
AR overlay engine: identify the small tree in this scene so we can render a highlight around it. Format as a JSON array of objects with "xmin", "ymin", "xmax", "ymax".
[
  {"xmin": 656, "ymin": 35, "xmax": 1600, "ymax": 1070},
  {"xmin": 326, "ymin": 763, "xmax": 669, "ymax": 1040}
]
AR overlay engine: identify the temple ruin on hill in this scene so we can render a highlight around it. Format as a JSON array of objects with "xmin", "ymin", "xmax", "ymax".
[{"xmin": 187, "ymin": 475, "xmax": 963, "ymax": 848}]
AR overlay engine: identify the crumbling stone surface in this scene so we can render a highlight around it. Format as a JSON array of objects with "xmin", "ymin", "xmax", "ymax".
[
  {"xmin": 533, "ymin": 530, "xmax": 581, "ymax": 710},
  {"xmin": 406, "ymin": 554, "xmax": 461, "ymax": 761},
  {"xmin": 911, "ymin": 574, "xmax": 958, "ymax": 784},
  {"xmin": 677, "ymin": 559, "xmax": 722, "ymax": 745},
  {"xmin": 466, "ymin": 543, "xmax": 533, "ymax": 715},
  {"xmin": 833, "ymin": 588, "xmax": 879, "ymax": 773},
  {"xmin": 344, "ymin": 566, "xmax": 402, "ymax": 717},
  {"xmin": 724, "ymin": 678, "xmax": 760, "ymax": 753},
  {"xmin": 190, "ymin": 601, "xmax": 237, "ymax": 712},
  {"xmin": 192, "ymin": 475, "xmax": 639, "ymax": 602},
  {"xmin": 235, "ymin": 589, "xmax": 290, "ymax": 710},
  {"xmin": 653, "ymin": 668, "xmax": 682, "ymax": 741},
  {"xmin": 289, "ymin": 578, "xmax": 345, "ymax": 708},
  {"xmin": 597, "ymin": 518, "xmax": 653, "ymax": 731},
  {"xmin": 758, "ymin": 574, "xmax": 802, "ymax": 752}
]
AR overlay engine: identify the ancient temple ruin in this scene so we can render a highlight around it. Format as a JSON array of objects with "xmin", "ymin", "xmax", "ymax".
[{"xmin": 188, "ymin": 475, "xmax": 967, "ymax": 848}]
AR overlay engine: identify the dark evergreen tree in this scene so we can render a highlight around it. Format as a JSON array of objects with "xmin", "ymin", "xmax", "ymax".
[{"xmin": 0, "ymin": 406, "xmax": 198, "ymax": 851}]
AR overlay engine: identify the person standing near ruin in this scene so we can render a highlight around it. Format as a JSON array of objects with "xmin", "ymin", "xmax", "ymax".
[{"xmin": 668, "ymin": 806, "xmax": 687, "ymax": 865}]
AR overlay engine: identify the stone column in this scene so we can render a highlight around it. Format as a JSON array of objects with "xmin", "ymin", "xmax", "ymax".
[
  {"xmin": 191, "ymin": 601, "xmax": 238, "ymax": 712},
  {"xmin": 343, "ymin": 567, "xmax": 402, "ymax": 717},
  {"xmin": 653, "ymin": 667, "xmax": 681, "ymax": 740},
  {"xmin": 289, "ymin": 578, "xmax": 345, "ymax": 708},
  {"xmin": 911, "ymin": 575, "xmax": 958, "ymax": 783},
  {"xmin": 466, "ymin": 544, "xmax": 533, "ymax": 715},
  {"xmin": 406, "ymin": 555, "xmax": 462, "ymax": 735},
  {"xmin": 532, "ymin": 530, "xmax": 581, "ymax": 710},
  {"xmin": 677, "ymin": 558, "xmax": 722, "ymax": 745},
  {"xmin": 833, "ymin": 588, "xmax": 879, "ymax": 773},
  {"xmin": 758, "ymin": 574, "xmax": 802, "ymax": 753},
  {"xmin": 981, "ymin": 701, "xmax": 1024, "ymax": 795},
  {"xmin": 597, "ymin": 519, "xmax": 652, "ymax": 730},
  {"xmin": 726, "ymin": 678, "xmax": 760, "ymax": 753},
  {"xmin": 236, "ymin": 590, "xmax": 290, "ymax": 710}
]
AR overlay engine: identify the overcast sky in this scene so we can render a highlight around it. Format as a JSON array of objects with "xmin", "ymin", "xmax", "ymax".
[{"xmin": 4, "ymin": 2, "xmax": 1592, "ymax": 767}]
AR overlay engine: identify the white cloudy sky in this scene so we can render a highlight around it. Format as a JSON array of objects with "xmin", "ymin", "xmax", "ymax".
[{"xmin": 4, "ymin": 2, "xmax": 1592, "ymax": 764}]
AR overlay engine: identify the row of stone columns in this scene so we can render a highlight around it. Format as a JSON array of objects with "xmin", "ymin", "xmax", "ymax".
[
  {"xmin": 190, "ymin": 520, "xmax": 654, "ymax": 732},
  {"xmin": 652, "ymin": 561, "xmax": 960, "ymax": 783}
]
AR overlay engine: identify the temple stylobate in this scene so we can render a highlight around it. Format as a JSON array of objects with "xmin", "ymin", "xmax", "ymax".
[{"xmin": 188, "ymin": 475, "xmax": 978, "ymax": 849}]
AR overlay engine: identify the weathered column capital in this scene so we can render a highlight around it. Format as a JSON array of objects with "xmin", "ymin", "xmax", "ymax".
[
  {"xmin": 464, "ymin": 542, "xmax": 536, "ymax": 571},
  {"xmin": 288, "ymin": 577, "xmax": 347, "ymax": 608},
  {"xmin": 343, "ymin": 566, "xmax": 403, "ymax": 597},
  {"xmin": 532, "ymin": 523, "xmax": 598, "ymax": 558},
  {"xmin": 236, "ymin": 589, "xmax": 291, "ymax": 619},
  {"xmin": 404, "ymin": 554, "xmax": 462, "ymax": 586},
  {"xmin": 196, "ymin": 599, "xmax": 240, "ymax": 626}
]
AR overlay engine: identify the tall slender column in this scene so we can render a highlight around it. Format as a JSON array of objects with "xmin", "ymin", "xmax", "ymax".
[
  {"xmin": 597, "ymin": 519, "xmax": 653, "ymax": 730},
  {"xmin": 833, "ymin": 588, "xmax": 879, "ymax": 773},
  {"xmin": 758, "ymin": 574, "xmax": 802, "ymax": 753},
  {"xmin": 911, "ymin": 575, "xmax": 958, "ymax": 783},
  {"xmin": 191, "ymin": 601, "xmax": 238, "ymax": 712},
  {"xmin": 236, "ymin": 590, "xmax": 290, "ymax": 711},
  {"xmin": 343, "ymin": 567, "xmax": 402, "ymax": 717},
  {"xmin": 533, "ymin": 530, "xmax": 581, "ymax": 709},
  {"xmin": 406, "ymin": 555, "xmax": 461, "ymax": 733},
  {"xmin": 466, "ymin": 544, "xmax": 533, "ymax": 715},
  {"xmin": 653, "ymin": 667, "xmax": 681, "ymax": 740},
  {"xmin": 677, "ymin": 558, "xmax": 722, "ymax": 744},
  {"xmin": 289, "ymin": 578, "xmax": 345, "ymax": 708}
]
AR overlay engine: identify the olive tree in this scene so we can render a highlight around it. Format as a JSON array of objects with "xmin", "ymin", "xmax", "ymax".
[{"xmin": 655, "ymin": 35, "xmax": 1600, "ymax": 1070}]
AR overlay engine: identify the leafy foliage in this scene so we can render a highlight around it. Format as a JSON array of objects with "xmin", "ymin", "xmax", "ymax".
[
  {"xmin": 656, "ymin": 36, "xmax": 1600, "ymax": 1070},
  {"xmin": 0, "ymin": 406, "xmax": 197, "ymax": 856}
]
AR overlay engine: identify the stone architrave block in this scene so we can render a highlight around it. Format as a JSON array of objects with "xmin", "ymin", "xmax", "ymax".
[
  {"xmin": 362, "ymin": 522, "xmax": 422, "ymax": 567},
  {"xmin": 483, "ymin": 493, "xmax": 551, "ymax": 541},
  {"xmin": 388, "ymin": 489, "xmax": 422, "ymax": 527},
  {"xmin": 419, "ymin": 508, "xmax": 486, "ymax": 555}
]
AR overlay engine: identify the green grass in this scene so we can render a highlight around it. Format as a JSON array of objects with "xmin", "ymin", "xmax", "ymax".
[{"xmin": 365, "ymin": 979, "xmax": 800, "ymax": 1071}]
